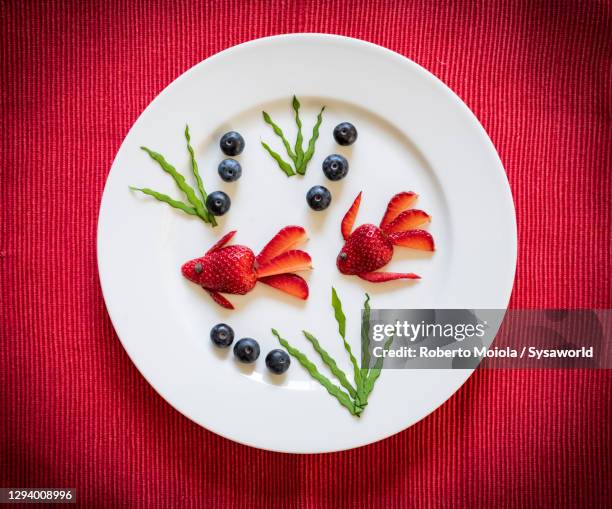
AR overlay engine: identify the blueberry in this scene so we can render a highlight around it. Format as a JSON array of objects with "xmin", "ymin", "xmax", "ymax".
[
  {"xmin": 206, "ymin": 191, "xmax": 231, "ymax": 216},
  {"xmin": 220, "ymin": 131, "xmax": 245, "ymax": 156},
  {"xmin": 210, "ymin": 323, "xmax": 234, "ymax": 348},
  {"xmin": 218, "ymin": 158, "xmax": 242, "ymax": 182},
  {"xmin": 306, "ymin": 185, "xmax": 332, "ymax": 211},
  {"xmin": 333, "ymin": 122, "xmax": 358, "ymax": 146},
  {"xmin": 322, "ymin": 154, "xmax": 349, "ymax": 181},
  {"xmin": 233, "ymin": 338, "xmax": 260, "ymax": 363},
  {"xmin": 265, "ymin": 349, "xmax": 291, "ymax": 374}
]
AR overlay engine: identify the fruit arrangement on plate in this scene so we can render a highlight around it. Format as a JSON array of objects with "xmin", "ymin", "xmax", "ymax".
[{"xmin": 129, "ymin": 96, "xmax": 435, "ymax": 416}]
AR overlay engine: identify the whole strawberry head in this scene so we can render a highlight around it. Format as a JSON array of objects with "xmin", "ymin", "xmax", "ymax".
[
  {"xmin": 336, "ymin": 224, "xmax": 393, "ymax": 275},
  {"xmin": 182, "ymin": 245, "xmax": 257, "ymax": 295}
]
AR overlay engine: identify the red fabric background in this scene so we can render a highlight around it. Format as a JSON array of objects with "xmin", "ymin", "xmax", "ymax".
[{"xmin": 2, "ymin": 1, "xmax": 611, "ymax": 507}]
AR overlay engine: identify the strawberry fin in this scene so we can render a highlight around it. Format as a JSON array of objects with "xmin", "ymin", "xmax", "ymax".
[
  {"xmin": 341, "ymin": 192, "xmax": 362, "ymax": 240},
  {"xmin": 388, "ymin": 230, "xmax": 435, "ymax": 251},
  {"xmin": 256, "ymin": 226, "xmax": 307, "ymax": 265},
  {"xmin": 380, "ymin": 192, "xmax": 417, "ymax": 229},
  {"xmin": 206, "ymin": 231, "xmax": 237, "ymax": 254},
  {"xmin": 258, "ymin": 274, "xmax": 309, "ymax": 300},
  {"xmin": 358, "ymin": 272, "xmax": 421, "ymax": 282},
  {"xmin": 207, "ymin": 290, "xmax": 234, "ymax": 309},
  {"xmin": 382, "ymin": 209, "xmax": 430, "ymax": 234},
  {"xmin": 256, "ymin": 250, "xmax": 312, "ymax": 278}
]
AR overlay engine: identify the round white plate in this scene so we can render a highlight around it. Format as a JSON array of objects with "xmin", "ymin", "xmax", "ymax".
[{"xmin": 98, "ymin": 34, "xmax": 516, "ymax": 453}]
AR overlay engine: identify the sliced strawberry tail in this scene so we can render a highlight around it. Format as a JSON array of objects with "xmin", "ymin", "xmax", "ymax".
[
  {"xmin": 341, "ymin": 192, "xmax": 362, "ymax": 240},
  {"xmin": 256, "ymin": 225, "xmax": 307, "ymax": 265},
  {"xmin": 380, "ymin": 192, "xmax": 418, "ymax": 229},
  {"xmin": 388, "ymin": 229, "xmax": 435, "ymax": 251},
  {"xmin": 381, "ymin": 209, "xmax": 431, "ymax": 234},
  {"xmin": 258, "ymin": 274, "xmax": 309, "ymax": 300},
  {"xmin": 206, "ymin": 230, "xmax": 237, "ymax": 254},
  {"xmin": 207, "ymin": 290, "xmax": 235, "ymax": 309},
  {"xmin": 256, "ymin": 250, "xmax": 312, "ymax": 278},
  {"xmin": 358, "ymin": 272, "xmax": 421, "ymax": 283}
]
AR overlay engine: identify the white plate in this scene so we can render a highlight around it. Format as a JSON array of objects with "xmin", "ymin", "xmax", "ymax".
[{"xmin": 98, "ymin": 34, "xmax": 516, "ymax": 453}]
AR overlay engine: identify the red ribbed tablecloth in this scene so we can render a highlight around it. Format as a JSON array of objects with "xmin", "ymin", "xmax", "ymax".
[{"xmin": 2, "ymin": 1, "xmax": 611, "ymax": 507}]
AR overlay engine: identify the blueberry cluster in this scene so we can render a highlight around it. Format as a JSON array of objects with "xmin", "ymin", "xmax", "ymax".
[
  {"xmin": 306, "ymin": 122, "xmax": 358, "ymax": 211},
  {"xmin": 218, "ymin": 131, "xmax": 244, "ymax": 185},
  {"xmin": 210, "ymin": 323, "xmax": 291, "ymax": 374},
  {"xmin": 204, "ymin": 131, "xmax": 247, "ymax": 217}
]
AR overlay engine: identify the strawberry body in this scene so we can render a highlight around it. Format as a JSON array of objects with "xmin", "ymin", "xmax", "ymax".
[
  {"xmin": 202, "ymin": 245, "xmax": 257, "ymax": 294},
  {"xmin": 336, "ymin": 224, "xmax": 393, "ymax": 275}
]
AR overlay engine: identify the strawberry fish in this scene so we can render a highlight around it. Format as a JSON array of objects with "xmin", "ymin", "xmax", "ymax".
[
  {"xmin": 337, "ymin": 191, "xmax": 435, "ymax": 282},
  {"xmin": 181, "ymin": 226, "xmax": 311, "ymax": 309}
]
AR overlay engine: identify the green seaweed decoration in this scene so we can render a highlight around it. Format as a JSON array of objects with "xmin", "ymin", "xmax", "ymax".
[
  {"xmin": 261, "ymin": 96, "xmax": 325, "ymax": 176},
  {"xmin": 130, "ymin": 125, "xmax": 217, "ymax": 227},
  {"xmin": 272, "ymin": 288, "xmax": 393, "ymax": 417}
]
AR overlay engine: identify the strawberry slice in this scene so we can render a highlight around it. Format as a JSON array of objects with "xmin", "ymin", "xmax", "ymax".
[
  {"xmin": 256, "ymin": 226, "xmax": 307, "ymax": 265},
  {"xmin": 207, "ymin": 290, "xmax": 234, "ymax": 309},
  {"xmin": 358, "ymin": 272, "xmax": 420, "ymax": 282},
  {"xmin": 259, "ymin": 274, "xmax": 309, "ymax": 299},
  {"xmin": 256, "ymin": 250, "xmax": 312, "ymax": 278},
  {"xmin": 380, "ymin": 192, "xmax": 417, "ymax": 229},
  {"xmin": 341, "ymin": 192, "xmax": 362, "ymax": 240},
  {"xmin": 206, "ymin": 230, "xmax": 237, "ymax": 254},
  {"xmin": 382, "ymin": 209, "xmax": 430, "ymax": 234},
  {"xmin": 388, "ymin": 230, "xmax": 435, "ymax": 251}
]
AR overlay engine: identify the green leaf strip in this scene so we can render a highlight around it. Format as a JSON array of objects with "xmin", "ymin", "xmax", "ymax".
[
  {"xmin": 364, "ymin": 336, "xmax": 394, "ymax": 399},
  {"xmin": 302, "ymin": 330, "xmax": 357, "ymax": 399},
  {"xmin": 272, "ymin": 329, "xmax": 359, "ymax": 416},
  {"xmin": 129, "ymin": 187, "xmax": 198, "ymax": 215},
  {"xmin": 140, "ymin": 146, "xmax": 208, "ymax": 221},
  {"xmin": 331, "ymin": 287, "xmax": 362, "ymax": 396},
  {"xmin": 292, "ymin": 96, "xmax": 304, "ymax": 170},
  {"xmin": 299, "ymin": 106, "xmax": 325, "ymax": 174},
  {"xmin": 331, "ymin": 287, "xmax": 347, "ymax": 338},
  {"xmin": 261, "ymin": 141, "xmax": 296, "ymax": 176},
  {"xmin": 262, "ymin": 111, "xmax": 296, "ymax": 163},
  {"xmin": 184, "ymin": 126, "xmax": 216, "ymax": 226},
  {"xmin": 360, "ymin": 293, "xmax": 372, "ymax": 379}
]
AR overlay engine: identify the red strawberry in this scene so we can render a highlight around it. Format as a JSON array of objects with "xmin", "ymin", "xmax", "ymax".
[
  {"xmin": 259, "ymin": 274, "xmax": 309, "ymax": 299},
  {"xmin": 383, "ymin": 209, "xmax": 430, "ymax": 234},
  {"xmin": 336, "ymin": 224, "xmax": 393, "ymax": 275},
  {"xmin": 359, "ymin": 271, "xmax": 420, "ymax": 282},
  {"xmin": 197, "ymin": 245, "xmax": 257, "ymax": 295},
  {"xmin": 379, "ymin": 192, "xmax": 417, "ymax": 229},
  {"xmin": 256, "ymin": 250, "xmax": 312, "ymax": 278},
  {"xmin": 207, "ymin": 290, "xmax": 235, "ymax": 310},
  {"xmin": 181, "ymin": 227, "xmax": 313, "ymax": 309},
  {"xmin": 206, "ymin": 230, "xmax": 237, "ymax": 253},
  {"xmin": 256, "ymin": 226, "xmax": 307, "ymax": 265},
  {"xmin": 388, "ymin": 230, "xmax": 435, "ymax": 251},
  {"xmin": 337, "ymin": 192, "xmax": 434, "ymax": 283},
  {"xmin": 341, "ymin": 192, "xmax": 362, "ymax": 240}
]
